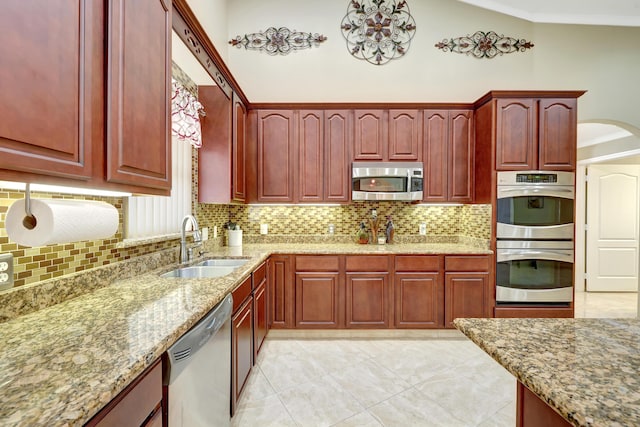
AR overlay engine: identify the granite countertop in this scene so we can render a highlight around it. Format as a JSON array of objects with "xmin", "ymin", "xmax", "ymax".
[
  {"xmin": 0, "ymin": 242, "xmax": 489, "ymax": 426},
  {"xmin": 455, "ymin": 317, "xmax": 640, "ymax": 427}
]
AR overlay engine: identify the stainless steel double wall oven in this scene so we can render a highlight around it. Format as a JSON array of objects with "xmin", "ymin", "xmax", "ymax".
[{"xmin": 496, "ymin": 171, "xmax": 575, "ymax": 304}]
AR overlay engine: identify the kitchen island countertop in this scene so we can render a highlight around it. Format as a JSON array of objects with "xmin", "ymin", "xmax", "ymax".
[
  {"xmin": 0, "ymin": 242, "xmax": 489, "ymax": 426},
  {"xmin": 455, "ymin": 317, "xmax": 640, "ymax": 427}
]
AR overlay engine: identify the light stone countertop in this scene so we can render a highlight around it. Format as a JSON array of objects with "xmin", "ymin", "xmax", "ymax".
[
  {"xmin": 455, "ymin": 317, "xmax": 640, "ymax": 427},
  {"xmin": 0, "ymin": 242, "xmax": 489, "ymax": 426}
]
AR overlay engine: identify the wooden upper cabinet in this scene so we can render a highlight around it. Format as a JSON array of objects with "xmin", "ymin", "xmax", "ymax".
[
  {"xmin": 298, "ymin": 110, "xmax": 324, "ymax": 202},
  {"xmin": 0, "ymin": 0, "xmax": 102, "ymax": 182},
  {"xmin": 257, "ymin": 110, "xmax": 296, "ymax": 202},
  {"xmin": 448, "ymin": 110, "xmax": 474, "ymax": 202},
  {"xmin": 423, "ymin": 110, "xmax": 449, "ymax": 202},
  {"xmin": 388, "ymin": 110, "xmax": 422, "ymax": 161},
  {"xmin": 353, "ymin": 110, "xmax": 387, "ymax": 161},
  {"xmin": 423, "ymin": 109, "xmax": 474, "ymax": 203},
  {"xmin": 324, "ymin": 111, "xmax": 352, "ymax": 202},
  {"xmin": 538, "ymin": 98, "xmax": 577, "ymax": 171},
  {"xmin": 495, "ymin": 98, "xmax": 537, "ymax": 171},
  {"xmin": 106, "ymin": 0, "xmax": 172, "ymax": 192},
  {"xmin": 232, "ymin": 93, "xmax": 247, "ymax": 202}
]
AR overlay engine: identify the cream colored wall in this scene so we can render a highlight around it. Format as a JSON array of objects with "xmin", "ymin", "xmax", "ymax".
[
  {"xmin": 186, "ymin": 0, "xmax": 230, "ymax": 63},
  {"xmin": 222, "ymin": 0, "xmax": 640, "ymax": 130}
]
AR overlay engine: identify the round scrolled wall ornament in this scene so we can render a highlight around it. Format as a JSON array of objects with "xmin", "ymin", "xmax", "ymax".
[{"xmin": 340, "ymin": 0, "xmax": 416, "ymax": 65}]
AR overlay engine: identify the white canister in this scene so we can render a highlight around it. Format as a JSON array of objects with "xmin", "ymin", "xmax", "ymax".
[{"xmin": 228, "ymin": 229, "xmax": 243, "ymax": 247}]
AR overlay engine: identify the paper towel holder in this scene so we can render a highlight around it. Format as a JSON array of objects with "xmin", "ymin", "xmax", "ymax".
[{"xmin": 23, "ymin": 183, "xmax": 37, "ymax": 230}]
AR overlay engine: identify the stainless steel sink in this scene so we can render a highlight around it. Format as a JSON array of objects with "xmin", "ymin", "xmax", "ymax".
[
  {"xmin": 160, "ymin": 265, "xmax": 237, "ymax": 279},
  {"xmin": 196, "ymin": 258, "xmax": 249, "ymax": 267}
]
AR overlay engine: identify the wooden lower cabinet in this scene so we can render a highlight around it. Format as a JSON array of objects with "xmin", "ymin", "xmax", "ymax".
[
  {"xmin": 296, "ymin": 272, "xmax": 342, "ymax": 327},
  {"xmin": 231, "ymin": 296, "xmax": 253, "ymax": 416},
  {"xmin": 85, "ymin": 358, "xmax": 163, "ymax": 427},
  {"xmin": 346, "ymin": 273, "xmax": 390, "ymax": 328},
  {"xmin": 268, "ymin": 255, "xmax": 294, "ymax": 329},
  {"xmin": 495, "ymin": 306, "xmax": 574, "ymax": 318},
  {"xmin": 253, "ymin": 267, "xmax": 268, "ymax": 358},
  {"xmin": 444, "ymin": 255, "xmax": 492, "ymax": 328},
  {"xmin": 516, "ymin": 381, "xmax": 571, "ymax": 427},
  {"xmin": 395, "ymin": 273, "xmax": 443, "ymax": 328}
]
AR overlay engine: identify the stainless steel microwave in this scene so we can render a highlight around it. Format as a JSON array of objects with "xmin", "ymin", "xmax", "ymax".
[{"xmin": 352, "ymin": 162, "xmax": 423, "ymax": 201}]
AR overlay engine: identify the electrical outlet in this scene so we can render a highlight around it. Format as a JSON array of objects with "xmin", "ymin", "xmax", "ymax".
[
  {"xmin": 0, "ymin": 253, "xmax": 14, "ymax": 291},
  {"xmin": 201, "ymin": 227, "xmax": 209, "ymax": 241}
]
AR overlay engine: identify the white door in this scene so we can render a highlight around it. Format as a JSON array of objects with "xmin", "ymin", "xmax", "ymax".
[{"xmin": 586, "ymin": 165, "xmax": 640, "ymax": 291}]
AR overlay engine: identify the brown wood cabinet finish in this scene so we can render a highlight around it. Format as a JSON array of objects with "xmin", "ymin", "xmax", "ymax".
[
  {"xmin": 423, "ymin": 110, "xmax": 474, "ymax": 202},
  {"xmin": 395, "ymin": 273, "xmax": 443, "ymax": 328},
  {"xmin": 106, "ymin": 0, "xmax": 171, "ymax": 191},
  {"xmin": 444, "ymin": 272, "xmax": 490, "ymax": 327},
  {"xmin": 295, "ymin": 272, "xmax": 342, "ymax": 328},
  {"xmin": 388, "ymin": 110, "xmax": 422, "ymax": 161},
  {"xmin": 268, "ymin": 255, "xmax": 294, "ymax": 329},
  {"xmin": 253, "ymin": 273, "xmax": 268, "ymax": 357},
  {"xmin": 232, "ymin": 93, "xmax": 247, "ymax": 201},
  {"xmin": 516, "ymin": 381, "xmax": 571, "ymax": 427},
  {"xmin": 231, "ymin": 297, "xmax": 253, "ymax": 416},
  {"xmin": 353, "ymin": 110, "xmax": 387, "ymax": 161},
  {"xmin": 257, "ymin": 110, "xmax": 296, "ymax": 202},
  {"xmin": 538, "ymin": 98, "xmax": 577, "ymax": 171},
  {"xmin": 0, "ymin": 1, "xmax": 102, "ymax": 182},
  {"xmin": 298, "ymin": 110, "xmax": 324, "ymax": 202},
  {"xmin": 198, "ymin": 86, "xmax": 232, "ymax": 203},
  {"xmin": 495, "ymin": 306, "xmax": 574, "ymax": 318},
  {"xmin": 346, "ymin": 273, "xmax": 390, "ymax": 328},
  {"xmin": 86, "ymin": 358, "xmax": 162, "ymax": 427},
  {"xmin": 324, "ymin": 110, "xmax": 352, "ymax": 202},
  {"xmin": 495, "ymin": 98, "xmax": 537, "ymax": 170}
]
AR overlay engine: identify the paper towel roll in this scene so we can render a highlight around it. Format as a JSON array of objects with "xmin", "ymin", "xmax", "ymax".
[{"xmin": 6, "ymin": 199, "xmax": 119, "ymax": 247}]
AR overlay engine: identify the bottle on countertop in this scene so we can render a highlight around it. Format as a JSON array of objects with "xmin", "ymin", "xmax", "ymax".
[{"xmin": 385, "ymin": 216, "xmax": 394, "ymax": 244}]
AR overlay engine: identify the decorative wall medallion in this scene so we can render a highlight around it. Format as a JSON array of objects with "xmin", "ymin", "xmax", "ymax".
[
  {"xmin": 435, "ymin": 31, "xmax": 534, "ymax": 58},
  {"xmin": 229, "ymin": 27, "xmax": 327, "ymax": 55},
  {"xmin": 340, "ymin": 0, "xmax": 417, "ymax": 65}
]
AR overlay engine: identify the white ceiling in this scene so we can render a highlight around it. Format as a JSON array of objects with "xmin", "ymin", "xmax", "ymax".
[{"xmin": 457, "ymin": 0, "xmax": 640, "ymax": 26}]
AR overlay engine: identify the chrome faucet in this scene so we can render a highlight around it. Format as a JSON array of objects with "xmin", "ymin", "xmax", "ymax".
[{"xmin": 180, "ymin": 214, "xmax": 202, "ymax": 264}]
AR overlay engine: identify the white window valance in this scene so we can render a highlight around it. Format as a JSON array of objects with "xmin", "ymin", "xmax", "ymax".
[{"xmin": 171, "ymin": 78, "xmax": 204, "ymax": 148}]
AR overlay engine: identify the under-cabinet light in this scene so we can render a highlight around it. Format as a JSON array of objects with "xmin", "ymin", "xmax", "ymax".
[{"xmin": 0, "ymin": 181, "xmax": 132, "ymax": 197}]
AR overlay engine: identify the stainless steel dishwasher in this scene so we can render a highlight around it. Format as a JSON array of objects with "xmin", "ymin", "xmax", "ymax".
[{"xmin": 164, "ymin": 294, "xmax": 233, "ymax": 427}]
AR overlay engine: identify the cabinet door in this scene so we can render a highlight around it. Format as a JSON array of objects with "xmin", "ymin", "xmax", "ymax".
[
  {"xmin": 388, "ymin": 110, "xmax": 421, "ymax": 161},
  {"xmin": 495, "ymin": 99, "xmax": 536, "ymax": 171},
  {"xmin": 295, "ymin": 272, "xmax": 342, "ymax": 328},
  {"xmin": 444, "ymin": 272, "xmax": 490, "ymax": 328},
  {"xmin": 346, "ymin": 273, "xmax": 390, "ymax": 328},
  {"xmin": 324, "ymin": 110, "xmax": 352, "ymax": 202},
  {"xmin": 257, "ymin": 111, "xmax": 296, "ymax": 202},
  {"xmin": 538, "ymin": 98, "xmax": 577, "ymax": 171},
  {"xmin": 423, "ymin": 110, "xmax": 449, "ymax": 202},
  {"xmin": 232, "ymin": 93, "xmax": 247, "ymax": 202},
  {"xmin": 253, "ymin": 275, "xmax": 268, "ymax": 358},
  {"xmin": 298, "ymin": 110, "xmax": 324, "ymax": 202},
  {"xmin": 353, "ymin": 110, "xmax": 387, "ymax": 161},
  {"xmin": 394, "ymin": 273, "xmax": 443, "ymax": 328},
  {"xmin": 231, "ymin": 298, "xmax": 253, "ymax": 415},
  {"xmin": 0, "ymin": 1, "xmax": 102, "ymax": 182},
  {"xmin": 268, "ymin": 255, "xmax": 294, "ymax": 328},
  {"xmin": 448, "ymin": 110, "xmax": 474, "ymax": 202},
  {"xmin": 106, "ymin": 0, "xmax": 172, "ymax": 192}
]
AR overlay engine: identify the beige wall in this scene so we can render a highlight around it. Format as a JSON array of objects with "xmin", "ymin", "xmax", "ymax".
[{"xmin": 220, "ymin": 0, "xmax": 640, "ymax": 130}]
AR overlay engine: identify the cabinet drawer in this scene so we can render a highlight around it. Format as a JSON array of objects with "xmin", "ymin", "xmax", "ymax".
[
  {"xmin": 88, "ymin": 359, "xmax": 162, "ymax": 427},
  {"xmin": 345, "ymin": 255, "xmax": 389, "ymax": 272},
  {"xmin": 296, "ymin": 255, "xmax": 340, "ymax": 271},
  {"xmin": 253, "ymin": 262, "xmax": 267, "ymax": 286},
  {"xmin": 445, "ymin": 255, "xmax": 491, "ymax": 272},
  {"xmin": 232, "ymin": 276, "xmax": 252, "ymax": 312},
  {"xmin": 395, "ymin": 255, "xmax": 441, "ymax": 272}
]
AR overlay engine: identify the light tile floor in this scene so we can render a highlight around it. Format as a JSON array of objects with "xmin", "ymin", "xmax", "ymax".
[{"xmin": 232, "ymin": 292, "xmax": 637, "ymax": 427}]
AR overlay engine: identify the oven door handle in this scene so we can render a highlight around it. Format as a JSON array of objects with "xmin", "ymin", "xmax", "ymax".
[
  {"xmin": 497, "ymin": 187, "xmax": 575, "ymax": 199},
  {"xmin": 497, "ymin": 250, "xmax": 574, "ymax": 263}
]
